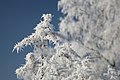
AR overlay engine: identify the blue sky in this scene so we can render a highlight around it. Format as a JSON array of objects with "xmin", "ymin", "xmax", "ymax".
[{"xmin": 0, "ymin": 0, "xmax": 61, "ymax": 79}]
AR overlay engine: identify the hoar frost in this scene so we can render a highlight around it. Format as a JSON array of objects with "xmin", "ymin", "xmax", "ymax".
[{"xmin": 14, "ymin": 0, "xmax": 120, "ymax": 80}]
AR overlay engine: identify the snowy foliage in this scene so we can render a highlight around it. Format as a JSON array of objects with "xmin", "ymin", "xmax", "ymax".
[{"xmin": 14, "ymin": 0, "xmax": 120, "ymax": 80}]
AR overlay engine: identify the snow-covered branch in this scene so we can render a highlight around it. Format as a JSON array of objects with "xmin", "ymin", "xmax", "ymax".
[{"xmin": 14, "ymin": 0, "xmax": 120, "ymax": 80}]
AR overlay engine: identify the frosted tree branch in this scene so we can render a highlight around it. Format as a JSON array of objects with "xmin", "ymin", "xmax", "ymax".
[{"xmin": 14, "ymin": 0, "xmax": 120, "ymax": 80}]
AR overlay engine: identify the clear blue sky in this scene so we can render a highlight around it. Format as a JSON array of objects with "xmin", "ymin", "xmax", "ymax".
[{"xmin": 0, "ymin": 0, "xmax": 61, "ymax": 79}]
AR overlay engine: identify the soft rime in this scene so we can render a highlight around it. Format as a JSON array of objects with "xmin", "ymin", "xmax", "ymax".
[{"xmin": 14, "ymin": 0, "xmax": 120, "ymax": 80}]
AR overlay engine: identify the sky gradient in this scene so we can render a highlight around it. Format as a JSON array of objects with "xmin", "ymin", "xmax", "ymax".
[{"xmin": 0, "ymin": 0, "xmax": 61, "ymax": 79}]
